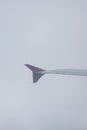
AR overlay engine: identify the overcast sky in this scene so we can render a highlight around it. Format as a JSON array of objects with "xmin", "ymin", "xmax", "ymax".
[{"xmin": 0, "ymin": 0, "xmax": 87, "ymax": 130}]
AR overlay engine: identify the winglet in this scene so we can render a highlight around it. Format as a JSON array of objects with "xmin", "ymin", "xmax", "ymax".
[{"xmin": 25, "ymin": 64, "xmax": 45, "ymax": 83}]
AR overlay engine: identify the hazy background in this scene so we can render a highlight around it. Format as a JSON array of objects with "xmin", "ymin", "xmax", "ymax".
[{"xmin": 0, "ymin": 0, "xmax": 87, "ymax": 130}]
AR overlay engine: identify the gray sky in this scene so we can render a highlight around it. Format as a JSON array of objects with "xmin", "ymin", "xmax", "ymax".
[{"xmin": 0, "ymin": 0, "xmax": 87, "ymax": 130}]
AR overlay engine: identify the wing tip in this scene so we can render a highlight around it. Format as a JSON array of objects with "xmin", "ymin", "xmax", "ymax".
[{"xmin": 25, "ymin": 64, "xmax": 45, "ymax": 83}]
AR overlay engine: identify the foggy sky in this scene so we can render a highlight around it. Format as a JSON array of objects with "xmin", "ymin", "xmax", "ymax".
[{"xmin": 0, "ymin": 0, "xmax": 87, "ymax": 130}]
